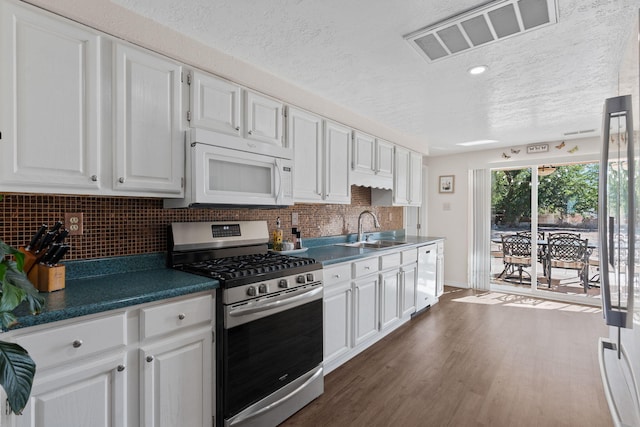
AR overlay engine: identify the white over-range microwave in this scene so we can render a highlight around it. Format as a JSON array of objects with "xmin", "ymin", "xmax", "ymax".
[{"xmin": 164, "ymin": 128, "xmax": 294, "ymax": 208}]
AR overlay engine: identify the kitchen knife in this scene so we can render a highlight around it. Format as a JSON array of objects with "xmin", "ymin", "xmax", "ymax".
[
  {"xmin": 35, "ymin": 231, "xmax": 57, "ymax": 253},
  {"xmin": 25, "ymin": 224, "xmax": 47, "ymax": 251},
  {"xmin": 54, "ymin": 229, "xmax": 69, "ymax": 244},
  {"xmin": 39, "ymin": 243, "xmax": 61, "ymax": 264},
  {"xmin": 49, "ymin": 221, "xmax": 63, "ymax": 234},
  {"xmin": 47, "ymin": 245, "xmax": 69, "ymax": 266}
]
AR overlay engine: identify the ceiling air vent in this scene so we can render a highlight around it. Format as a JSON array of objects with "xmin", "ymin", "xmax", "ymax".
[{"xmin": 405, "ymin": 0, "xmax": 558, "ymax": 63}]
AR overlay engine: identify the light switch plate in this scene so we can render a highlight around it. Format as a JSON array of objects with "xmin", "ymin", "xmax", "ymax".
[{"xmin": 291, "ymin": 212, "xmax": 299, "ymax": 226}]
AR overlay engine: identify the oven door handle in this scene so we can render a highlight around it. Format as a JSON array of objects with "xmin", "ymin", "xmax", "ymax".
[{"xmin": 228, "ymin": 286, "xmax": 322, "ymax": 318}]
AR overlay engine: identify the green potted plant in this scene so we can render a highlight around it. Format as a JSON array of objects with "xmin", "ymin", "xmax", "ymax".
[{"xmin": 0, "ymin": 240, "xmax": 44, "ymax": 414}]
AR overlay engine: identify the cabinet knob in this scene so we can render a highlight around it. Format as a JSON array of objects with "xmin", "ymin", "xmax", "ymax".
[
  {"xmin": 248, "ymin": 130, "xmax": 253, "ymax": 135},
  {"xmin": 333, "ymin": 274, "xmax": 340, "ymax": 279},
  {"xmin": 118, "ymin": 177, "xmax": 125, "ymax": 184},
  {"xmin": 90, "ymin": 175, "xmax": 98, "ymax": 182},
  {"xmin": 72, "ymin": 339, "xmax": 83, "ymax": 348},
  {"xmin": 178, "ymin": 313, "xmax": 186, "ymax": 320},
  {"xmin": 117, "ymin": 365, "xmax": 125, "ymax": 372},
  {"xmin": 146, "ymin": 356, "xmax": 154, "ymax": 363},
  {"xmin": 235, "ymin": 126, "xmax": 240, "ymax": 131}
]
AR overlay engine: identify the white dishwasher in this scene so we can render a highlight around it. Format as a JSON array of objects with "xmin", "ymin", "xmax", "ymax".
[{"xmin": 416, "ymin": 243, "xmax": 438, "ymax": 312}]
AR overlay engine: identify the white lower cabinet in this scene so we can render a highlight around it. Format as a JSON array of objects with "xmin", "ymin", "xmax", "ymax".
[
  {"xmin": 323, "ymin": 248, "xmax": 421, "ymax": 375},
  {"xmin": 353, "ymin": 275, "xmax": 379, "ymax": 346},
  {"xmin": 1, "ymin": 292, "xmax": 214, "ymax": 427},
  {"xmin": 140, "ymin": 328, "xmax": 212, "ymax": 427},
  {"xmin": 15, "ymin": 353, "xmax": 128, "ymax": 427}
]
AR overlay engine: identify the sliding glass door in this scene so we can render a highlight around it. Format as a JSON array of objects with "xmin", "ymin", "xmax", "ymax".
[{"xmin": 490, "ymin": 162, "xmax": 600, "ymax": 300}]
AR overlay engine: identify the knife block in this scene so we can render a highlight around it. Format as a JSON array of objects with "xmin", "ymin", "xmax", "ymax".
[
  {"xmin": 17, "ymin": 247, "xmax": 38, "ymax": 277},
  {"xmin": 36, "ymin": 264, "xmax": 65, "ymax": 292}
]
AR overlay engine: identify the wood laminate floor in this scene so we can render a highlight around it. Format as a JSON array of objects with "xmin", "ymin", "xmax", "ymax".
[{"xmin": 282, "ymin": 287, "xmax": 612, "ymax": 427}]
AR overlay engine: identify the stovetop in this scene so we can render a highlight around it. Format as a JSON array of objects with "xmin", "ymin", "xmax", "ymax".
[{"xmin": 176, "ymin": 251, "xmax": 321, "ymax": 288}]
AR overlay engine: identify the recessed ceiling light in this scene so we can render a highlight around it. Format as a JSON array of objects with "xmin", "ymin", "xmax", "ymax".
[
  {"xmin": 468, "ymin": 65, "xmax": 488, "ymax": 75},
  {"xmin": 456, "ymin": 139, "xmax": 498, "ymax": 146}
]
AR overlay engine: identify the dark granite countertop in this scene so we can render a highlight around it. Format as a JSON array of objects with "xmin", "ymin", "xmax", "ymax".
[
  {"xmin": 299, "ymin": 231, "xmax": 444, "ymax": 265},
  {"xmin": 8, "ymin": 253, "xmax": 218, "ymax": 331}
]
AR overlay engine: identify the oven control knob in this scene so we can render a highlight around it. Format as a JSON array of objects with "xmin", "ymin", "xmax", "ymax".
[
  {"xmin": 278, "ymin": 279, "xmax": 289, "ymax": 288},
  {"xmin": 258, "ymin": 283, "xmax": 268, "ymax": 294},
  {"xmin": 296, "ymin": 275, "xmax": 306, "ymax": 284},
  {"xmin": 306, "ymin": 273, "xmax": 315, "ymax": 282},
  {"xmin": 247, "ymin": 286, "xmax": 257, "ymax": 296}
]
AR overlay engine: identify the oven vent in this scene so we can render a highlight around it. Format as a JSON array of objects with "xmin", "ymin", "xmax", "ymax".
[{"xmin": 404, "ymin": 0, "xmax": 558, "ymax": 63}]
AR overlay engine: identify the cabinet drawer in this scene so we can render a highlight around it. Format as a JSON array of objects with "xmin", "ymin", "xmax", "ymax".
[
  {"xmin": 402, "ymin": 249, "xmax": 417, "ymax": 264},
  {"xmin": 141, "ymin": 294, "xmax": 212, "ymax": 340},
  {"xmin": 353, "ymin": 257, "xmax": 379, "ymax": 278},
  {"xmin": 14, "ymin": 313, "xmax": 126, "ymax": 370},
  {"xmin": 324, "ymin": 263, "xmax": 351, "ymax": 287},
  {"xmin": 379, "ymin": 252, "xmax": 401, "ymax": 270}
]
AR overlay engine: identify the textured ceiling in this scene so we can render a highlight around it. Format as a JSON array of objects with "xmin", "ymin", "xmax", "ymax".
[{"xmin": 113, "ymin": 0, "xmax": 640, "ymax": 155}]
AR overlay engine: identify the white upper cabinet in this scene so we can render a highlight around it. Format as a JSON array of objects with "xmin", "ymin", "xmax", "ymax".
[
  {"xmin": 290, "ymin": 107, "xmax": 323, "ymax": 203},
  {"xmin": 291, "ymin": 108, "xmax": 350, "ymax": 204},
  {"xmin": 113, "ymin": 43, "xmax": 184, "ymax": 196},
  {"xmin": 350, "ymin": 131, "xmax": 393, "ymax": 189},
  {"xmin": 352, "ymin": 131, "xmax": 375, "ymax": 174},
  {"xmin": 376, "ymin": 139, "xmax": 394, "ymax": 179},
  {"xmin": 189, "ymin": 71, "xmax": 241, "ymax": 137},
  {"xmin": 324, "ymin": 120, "xmax": 351, "ymax": 204},
  {"xmin": 0, "ymin": 0, "xmax": 101, "ymax": 193},
  {"xmin": 408, "ymin": 150, "xmax": 423, "ymax": 206},
  {"xmin": 244, "ymin": 90, "xmax": 287, "ymax": 151},
  {"xmin": 371, "ymin": 146, "xmax": 422, "ymax": 207}
]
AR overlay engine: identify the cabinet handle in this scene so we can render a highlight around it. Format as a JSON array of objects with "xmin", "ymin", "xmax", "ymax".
[
  {"xmin": 364, "ymin": 266, "xmax": 371, "ymax": 270},
  {"xmin": 333, "ymin": 274, "xmax": 340, "ymax": 279},
  {"xmin": 118, "ymin": 177, "xmax": 125, "ymax": 184},
  {"xmin": 146, "ymin": 356, "xmax": 154, "ymax": 363},
  {"xmin": 90, "ymin": 175, "xmax": 98, "ymax": 182},
  {"xmin": 72, "ymin": 339, "xmax": 83, "ymax": 348},
  {"xmin": 178, "ymin": 313, "xmax": 186, "ymax": 320},
  {"xmin": 117, "ymin": 365, "xmax": 125, "ymax": 372},
  {"xmin": 235, "ymin": 126, "xmax": 240, "ymax": 131},
  {"xmin": 248, "ymin": 130, "xmax": 253, "ymax": 135}
]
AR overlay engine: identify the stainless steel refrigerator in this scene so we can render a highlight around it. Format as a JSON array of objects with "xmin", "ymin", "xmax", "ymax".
[{"xmin": 598, "ymin": 93, "xmax": 640, "ymax": 426}]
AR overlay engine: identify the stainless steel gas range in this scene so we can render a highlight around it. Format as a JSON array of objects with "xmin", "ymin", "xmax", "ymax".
[{"xmin": 167, "ymin": 221, "xmax": 324, "ymax": 427}]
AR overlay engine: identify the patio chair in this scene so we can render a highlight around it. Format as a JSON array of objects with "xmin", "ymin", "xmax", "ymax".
[
  {"xmin": 517, "ymin": 231, "xmax": 546, "ymax": 265},
  {"xmin": 546, "ymin": 234, "xmax": 589, "ymax": 292},
  {"xmin": 500, "ymin": 234, "xmax": 532, "ymax": 285}
]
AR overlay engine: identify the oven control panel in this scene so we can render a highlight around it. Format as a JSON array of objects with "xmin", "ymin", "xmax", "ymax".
[{"xmin": 224, "ymin": 269, "xmax": 323, "ymax": 305}]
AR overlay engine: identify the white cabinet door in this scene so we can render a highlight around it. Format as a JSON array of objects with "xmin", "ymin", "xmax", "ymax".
[
  {"xmin": 189, "ymin": 71, "xmax": 241, "ymax": 136},
  {"xmin": 352, "ymin": 131, "xmax": 375, "ymax": 174},
  {"xmin": 290, "ymin": 107, "xmax": 323, "ymax": 203},
  {"xmin": 409, "ymin": 151, "xmax": 423, "ymax": 206},
  {"xmin": 380, "ymin": 269, "xmax": 401, "ymax": 330},
  {"xmin": 15, "ymin": 354, "xmax": 128, "ymax": 427},
  {"xmin": 324, "ymin": 121, "xmax": 351, "ymax": 204},
  {"xmin": 401, "ymin": 264, "xmax": 417, "ymax": 318},
  {"xmin": 141, "ymin": 328, "xmax": 213, "ymax": 427},
  {"xmin": 376, "ymin": 139, "xmax": 394, "ymax": 179},
  {"xmin": 114, "ymin": 43, "xmax": 183, "ymax": 196},
  {"xmin": 353, "ymin": 276, "xmax": 379, "ymax": 346},
  {"xmin": 0, "ymin": 0, "xmax": 101, "ymax": 192},
  {"xmin": 244, "ymin": 90, "xmax": 285, "ymax": 149},
  {"xmin": 323, "ymin": 280, "xmax": 352, "ymax": 365},
  {"xmin": 393, "ymin": 146, "xmax": 410, "ymax": 205}
]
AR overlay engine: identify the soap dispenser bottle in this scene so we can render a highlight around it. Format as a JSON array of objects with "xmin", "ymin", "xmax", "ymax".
[{"xmin": 272, "ymin": 217, "xmax": 283, "ymax": 251}]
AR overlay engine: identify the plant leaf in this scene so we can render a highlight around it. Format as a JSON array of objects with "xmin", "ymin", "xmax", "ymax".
[
  {"xmin": 3, "ymin": 269, "xmax": 44, "ymax": 315},
  {"xmin": 0, "ymin": 341, "xmax": 35, "ymax": 415}
]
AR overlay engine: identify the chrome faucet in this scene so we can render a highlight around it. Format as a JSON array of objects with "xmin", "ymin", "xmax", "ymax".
[{"xmin": 358, "ymin": 210, "xmax": 380, "ymax": 242}]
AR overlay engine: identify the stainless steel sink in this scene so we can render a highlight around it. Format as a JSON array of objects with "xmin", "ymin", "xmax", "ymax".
[{"xmin": 334, "ymin": 240, "xmax": 406, "ymax": 250}]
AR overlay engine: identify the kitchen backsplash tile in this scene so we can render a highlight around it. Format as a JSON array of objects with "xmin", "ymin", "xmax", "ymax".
[{"xmin": 0, "ymin": 186, "xmax": 402, "ymax": 260}]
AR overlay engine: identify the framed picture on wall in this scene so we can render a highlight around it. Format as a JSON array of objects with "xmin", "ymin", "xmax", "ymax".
[{"xmin": 439, "ymin": 175, "xmax": 454, "ymax": 193}]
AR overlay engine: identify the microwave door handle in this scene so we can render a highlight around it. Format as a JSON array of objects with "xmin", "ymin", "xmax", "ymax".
[{"xmin": 275, "ymin": 159, "xmax": 283, "ymax": 204}]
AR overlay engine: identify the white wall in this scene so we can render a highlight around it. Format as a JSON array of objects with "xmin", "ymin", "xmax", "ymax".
[
  {"xmin": 426, "ymin": 136, "xmax": 601, "ymax": 288},
  {"xmin": 23, "ymin": 0, "xmax": 427, "ymax": 154}
]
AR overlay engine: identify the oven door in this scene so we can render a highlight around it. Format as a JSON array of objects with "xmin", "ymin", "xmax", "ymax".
[{"xmin": 222, "ymin": 283, "xmax": 323, "ymax": 422}]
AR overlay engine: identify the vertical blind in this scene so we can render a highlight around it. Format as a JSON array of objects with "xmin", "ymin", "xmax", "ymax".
[{"xmin": 469, "ymin": 169, "xmax": 491, "ymax": 290}]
